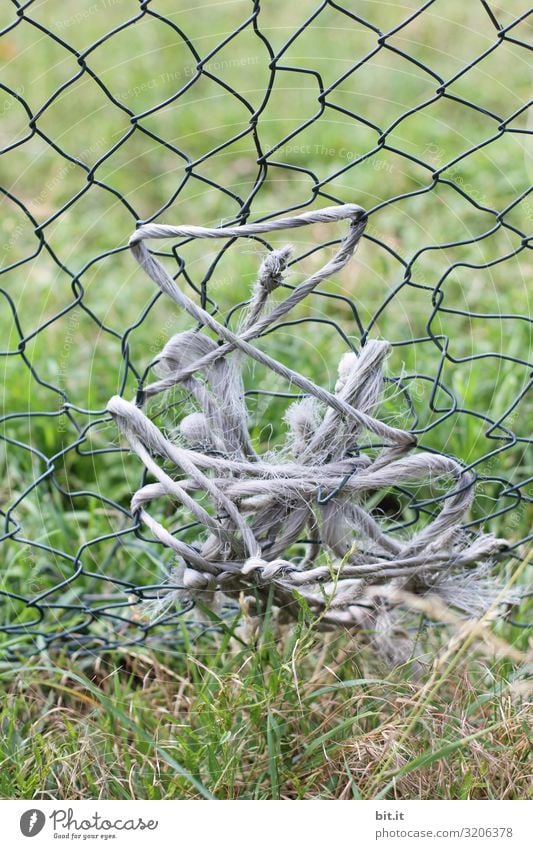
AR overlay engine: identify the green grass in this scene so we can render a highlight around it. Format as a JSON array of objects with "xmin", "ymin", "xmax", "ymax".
[
  {"xmin": 1, "ymin": 593, "xmax": 531, "ymax": 800},
  {"xmin": 0, "ymin": 0, "xmax": 531, "ymax": 799}
]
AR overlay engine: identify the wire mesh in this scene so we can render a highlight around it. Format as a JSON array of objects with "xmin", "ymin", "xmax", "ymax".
[{"xmin": 0, "ymin": 0, "xmax": 531, "ymax": 659}]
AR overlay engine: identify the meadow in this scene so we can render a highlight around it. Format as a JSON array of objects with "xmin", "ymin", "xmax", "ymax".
[{"xmin": 0, "ymin": 0, "xmax": 531, "ymax": 799}]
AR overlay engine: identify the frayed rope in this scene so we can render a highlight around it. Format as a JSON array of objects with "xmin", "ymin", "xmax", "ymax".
[{"xmin": 107, "ymin": 204, "xmax": 510, "ymax": 647}]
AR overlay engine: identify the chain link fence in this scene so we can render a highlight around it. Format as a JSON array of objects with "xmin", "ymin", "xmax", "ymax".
[{"xmin": 0, "ymin": 0, "xmax": 531, "ymax": 658}]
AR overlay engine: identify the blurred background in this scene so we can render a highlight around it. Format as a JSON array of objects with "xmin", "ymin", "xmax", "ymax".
[{"xmin": 0, "ymin": 0, "xmax": 531, "ymax": 653}]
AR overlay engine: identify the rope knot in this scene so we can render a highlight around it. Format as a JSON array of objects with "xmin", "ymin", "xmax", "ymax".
[
  {"xmin": 257, "ymin": 245, "xmax": 293, "ymax": 292},
  {"xmin": 242, "ymin": 557, "xmax": 295, "ymax": 580}
]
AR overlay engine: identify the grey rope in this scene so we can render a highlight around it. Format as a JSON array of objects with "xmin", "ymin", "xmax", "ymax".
[{"xmin": 107, "ymin": 204, "xmax": 508, "ymax": 646}]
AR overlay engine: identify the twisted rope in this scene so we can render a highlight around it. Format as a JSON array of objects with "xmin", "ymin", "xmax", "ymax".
[{"xmin": 107, "ymin": 205, "xmax": 508, "ymax": 648}]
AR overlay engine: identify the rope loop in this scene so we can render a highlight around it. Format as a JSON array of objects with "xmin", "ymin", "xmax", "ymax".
[{"xmin": 107, "ymin": 205, "xmax": 509, "ymax": 651}]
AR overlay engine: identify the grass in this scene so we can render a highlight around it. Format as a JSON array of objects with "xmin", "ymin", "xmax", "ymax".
[
  {"xmin": 0, "ymin": 0, "xmax": 531, "ymax": 799},
  {"xmin": 1, "ymin": 591, "xmax": 531, "ymax": 800}
]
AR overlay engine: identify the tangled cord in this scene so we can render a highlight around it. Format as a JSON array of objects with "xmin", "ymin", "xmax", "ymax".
[{"xmin": 107, "ymin": 205, "xmax": 509, "ymax": 651}]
